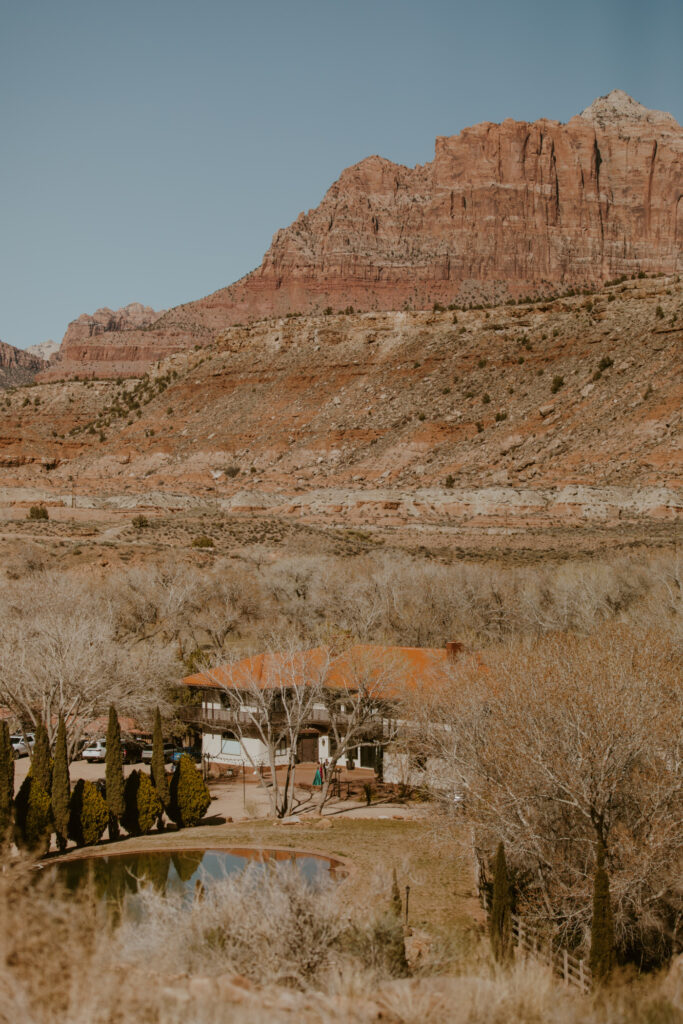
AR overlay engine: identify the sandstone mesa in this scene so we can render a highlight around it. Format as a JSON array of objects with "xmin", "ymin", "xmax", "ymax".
[{"xmin": 38, "ymin": 89, "xmax": 682, "ymax": 381}]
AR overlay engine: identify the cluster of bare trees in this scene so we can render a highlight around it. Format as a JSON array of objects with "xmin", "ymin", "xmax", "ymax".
[
  {"xmin": 0, "ymin": 572, "xmax": 176, "ymax": 753},
  {"xmin": 410, "ymin": 626, "xmax": 682, "ymax": 965}
]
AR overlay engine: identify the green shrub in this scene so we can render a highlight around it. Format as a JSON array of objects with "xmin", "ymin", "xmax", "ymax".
[
  {"xmin": 192, "ymin": 535, "xmax": 214, "ymax": 549},
  {"xmin": 224, "ymin": 465, "xmax": 240, "ymax": 478},
  {"xmin": 28, "ymin": 506, "xmax": 48, "ymax": 520},
  {"xmin": 444, "ymin": 474, "xmax": 455, "ymax": 489},
  {"xmin": 494, "ymin": 410, "xmax": 507, "ymax": 422},
  {"xmin": 14, "ymin": 776, "xmax": 52, "ymax": 853},
  {"xmin": 551, "ymin": 375, "xmax": 564, "ymax": 394},
  {"xmin": 131, "ymin": 515, "xmax": 149, "ymax": 530},
  {"xmin": 655, "ymin": 305, "xmax": 664, "ymax": 320},
  {"xmin": 51, "ymin": 716, "xmax": 70, "ymax": 852},
  {"xmin": 168, "ymin": 755, "xmax": 211, "ymax": 828},
  {"xmin": 121, "ymin": 770, "xmax": 161, "ymax": 835},
  {"xmin": 29, "ymin": 723, "xmax": 52, "ymax": 795},
  {"xmin": 0, "ymin": 722, "xmax": 14, "ymax": 844},
  {"xmin": 482, "ymin": 393, "xmax": 491, "ymax": 404},
  {"xmin": 105, "ymin": 706, "xmax": 125, "ymax": 840},
  {"xmin": 68, "ymin": 779, "xmax": 108, "ymax": 847},
  {"xmin": 489, "ymin": 842, "xmax": 513, "ymax": 963},
  {"xmin": 590, "ymin": 841, "xmax": 615, "ymax": 981},
  {"xmin": 150, "ymin": 708, "xmax": 170, "ymax": 816},
  {"xmin": 598, "ymin": 356, "xmax": 613, "ymax": 372}
]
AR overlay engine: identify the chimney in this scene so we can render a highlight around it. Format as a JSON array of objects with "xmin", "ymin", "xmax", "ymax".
[{"xmin": 446, "ymin": 641, "xmax": 464, "ymax": 659}]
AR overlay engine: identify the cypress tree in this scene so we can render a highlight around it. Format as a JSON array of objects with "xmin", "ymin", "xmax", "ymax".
[
  {"xmin": 105, "ymin": 706, "xmax": 125, "ymax": 840},
  {"xmin": 51, "ymin": 715, "xmax": 70, "ymax": 852},
  {"xmin": 29, "ymin": 722, "xmax": 52, "ymax": 796},
  {"xmin": 590, "ymin": 840, "xmax": 615, "ymax": 982},
  {"xmin": 168, "ymin": 754, "xmax": 211, "ymax": 828},
  {"xmin": 489, "ymin": 841, "xmax": 513, "ymax": 964},
  {"xmin": 150, "ymin": 707, "xmax": 170, "ymax": 827},
  {"xmin": 14, "ymin": 776, "xmax": 52, "ymax": 853},
  {"xmin": 0, "ymin": 721, "xmax": 14, "ymax": 844},
  {"xmin": 391, "ymin": 867, "xmax": 403, "ymax": 919},
  {"xmin": 121, "ymin": 770, "xmax": 162, "ymax": 836},
  {"xmin": 68, "ymin": 779, "xmax": 108, "ymax": 847}
]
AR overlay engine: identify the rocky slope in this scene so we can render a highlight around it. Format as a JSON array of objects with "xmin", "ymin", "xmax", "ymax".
[
  {"xmin": 40, "ymin": 91, "xmax": 683, "ymax": 381},
  {"xmin": 4, "ymin": 276, "xmax": 681, "ymax": 550},
  {"xmin": 0, "ymin": 340, "xmax": 46, "ymax": 389}
]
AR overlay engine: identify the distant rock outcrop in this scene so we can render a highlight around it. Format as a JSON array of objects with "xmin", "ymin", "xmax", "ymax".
[
  {"xmin": 25, "ymin": 339, "xmax": 60, "ymax": 362},
  {"xmin": 0, "ymin": 340, "xmax": 46, "ymax": 389},
  {"xmin": 42, "ymin": 91, "xmax": 683, "ymax": 379}
]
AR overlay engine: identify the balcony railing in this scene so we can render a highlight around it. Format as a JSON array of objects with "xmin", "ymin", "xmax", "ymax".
[{"xmin": 179, "ymin": 704, "xmax": 388, "ymax": 738}]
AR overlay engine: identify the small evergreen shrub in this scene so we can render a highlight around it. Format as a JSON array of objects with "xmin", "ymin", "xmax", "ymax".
[
  {"xmin": 0, "ymin": 722, "xmax": 14, "ymax": 844},
  {"xmin": 655, "ymin": 305, "xmax": 664, "ymax": 319},
  {"xmin": 590, "ymin": 841, "xmax": 615, "ymax": 981},
  {"xmin": 121, "ymin": 770, "xmax": 162, "ymax": 836},
  {"xmin": 51, "ymin": 716, "xmax": 70, "ymax": 852},
  {"xmin": 14, "ymin": 776, "xmax": 52, "ymax": 853},
  {"xmin": 28, "ymin": 506, "xmax": 48, "ymax": 520},
  {"xmin": 192, "ymin": 535, "xmax": 214, "ymax": 548},
  {"xmin": 68, "ymin": 779, "xmax": 108, "ymax": 847},
  {"xmin": 132, "ymin": 515, "xmax": 149, "ymax": 530},
  {"xmin": 489, "ymin": 842, "xmax": 513, "ymax": 963},
  {"xmin": 444, "ymin": 474, "xmax": 455, "ymax": 489},
  {"xmin": 551, "ymin": 375, "xmax": 564, "ymax": 393},
  {"xmin": 168, "ymin": 754, "xmax": 211, "ymax": 828},
  {"xmin": 105, "ymin": 706, "xmax": 125, "ymax": 840}
]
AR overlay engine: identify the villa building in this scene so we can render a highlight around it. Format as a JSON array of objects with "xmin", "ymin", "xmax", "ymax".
[{"xmin": 180, "ymin": 643, "xmax": 462, "ymax": 776}]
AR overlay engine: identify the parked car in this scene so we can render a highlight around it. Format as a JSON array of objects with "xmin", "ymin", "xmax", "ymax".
[
  {"xmin": 141, "ymin": 744, "xmax": 174, "ymax": 764},
  {"xmin": 82, "ymin": 739, "xmax": 107, "ymax": 763},
  {"xmin": 10, "ymin": 733, "xmax": 34, "ymax": 758},
  {"xmin": 120, "ymin": 740, "xmax": 143, "ymax": 764}
]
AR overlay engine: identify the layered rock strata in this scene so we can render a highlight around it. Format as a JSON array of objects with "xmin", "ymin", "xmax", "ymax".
[{"xmin": 41, "ymin": 91, "xmax": 683, "ymax": 380}]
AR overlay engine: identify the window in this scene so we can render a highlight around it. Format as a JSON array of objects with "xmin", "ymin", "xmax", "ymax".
[{"xmin": 220, "ymin": 732, "xmax": 241, "ymax": 756}]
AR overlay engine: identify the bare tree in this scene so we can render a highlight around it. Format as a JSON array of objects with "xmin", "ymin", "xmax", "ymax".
[
  {"xmin": 314, "ymin": 646, "xmax": 409, "ymax": 813},
  {"xmin": 0, "ymin": 572, "xmax": 176, "ymax": 756},
  {"xmin": 199, "ymin": 643, "xmax": 330, "ymax": 818},
  {"xmin": 412, "ymin": 626, "xmax": 682, "ymax": 963}
]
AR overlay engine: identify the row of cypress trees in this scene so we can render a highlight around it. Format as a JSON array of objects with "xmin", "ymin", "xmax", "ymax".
[
  {"xmin": 488, "ymin": 841, "xmax": 615, "ymax": 982},
  {"xmin": 0, "ymin": 707, "xmax": 210, "ymax": 855}
]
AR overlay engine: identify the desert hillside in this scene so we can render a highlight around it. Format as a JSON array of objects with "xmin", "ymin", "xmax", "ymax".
[{"xmin": 2, "ymin": 274, "xmax": 680, "ymax": 558}]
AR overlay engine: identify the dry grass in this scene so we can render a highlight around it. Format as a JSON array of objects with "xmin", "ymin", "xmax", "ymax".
[{"xmin": 0, "ymin": 851, "xmax": 680, "ymax": 1024}]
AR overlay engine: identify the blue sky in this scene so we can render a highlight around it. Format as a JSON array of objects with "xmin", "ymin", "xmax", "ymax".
[{"xmin": 1, "ymin": 0, "xmax": 681, "ymax": 349}]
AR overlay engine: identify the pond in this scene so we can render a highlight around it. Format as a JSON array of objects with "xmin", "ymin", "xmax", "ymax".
[{"xmin": 50, "ymin": 847, "xmax": 342, "ymax": 909}]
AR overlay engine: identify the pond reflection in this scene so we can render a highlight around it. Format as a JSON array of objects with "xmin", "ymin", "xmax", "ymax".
[{"xmin": 53, "ymin": 847, "xmax": 340, "ymax": 910}]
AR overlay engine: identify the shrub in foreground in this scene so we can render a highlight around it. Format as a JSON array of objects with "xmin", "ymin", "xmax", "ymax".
[
  {"xmin": 0, "ymin": 721, "xmax": 14, "ymax": 843},
  {"xmin": 168, "ymin": 754, "xmax": 210, "ymax": 828},
  {"xmin": 68, "ymin": 779, "xmax": 108, "ymax": 847},
  {"xmin": 14, "ymin": 776, "xmax": 52, "ymax": 852},
  {"xmin": 121, "ymin": 770, "xmax": 162, "ymax": 836}
]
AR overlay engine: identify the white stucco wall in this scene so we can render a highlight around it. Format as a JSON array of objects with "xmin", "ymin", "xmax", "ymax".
[{"xmin": 202, "ymin": 731, "xmax": 290, "ymax": 767}]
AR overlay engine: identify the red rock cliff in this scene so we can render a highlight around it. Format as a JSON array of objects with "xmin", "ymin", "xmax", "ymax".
[{"xmin": 43, "ymin": 91, "xmax": 683, "ymax": 378}]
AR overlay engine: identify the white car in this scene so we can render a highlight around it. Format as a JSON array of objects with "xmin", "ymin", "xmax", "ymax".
[
  {"xmin": 82, "ymin": 739, "xmax": 107, "ymax": 763},
  {"xmin": 10, "ymin": 733, "xmax": 34, "ymax": 757}
]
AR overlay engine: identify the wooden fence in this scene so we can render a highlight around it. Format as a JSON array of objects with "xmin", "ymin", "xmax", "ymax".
[{"xmin": 477, "ymin": 858, "xmax": 592, "ymax": 993}]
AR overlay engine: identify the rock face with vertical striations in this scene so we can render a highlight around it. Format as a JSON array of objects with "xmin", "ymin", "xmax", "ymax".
[{"xmin": 40, "ymin": 91, "xmax": 683, "ymax": 379}]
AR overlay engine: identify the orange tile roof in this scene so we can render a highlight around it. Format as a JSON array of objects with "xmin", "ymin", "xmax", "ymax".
[{"xmin": 183, "ymin": 644, "xmax": 451, "ymax": 698}]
